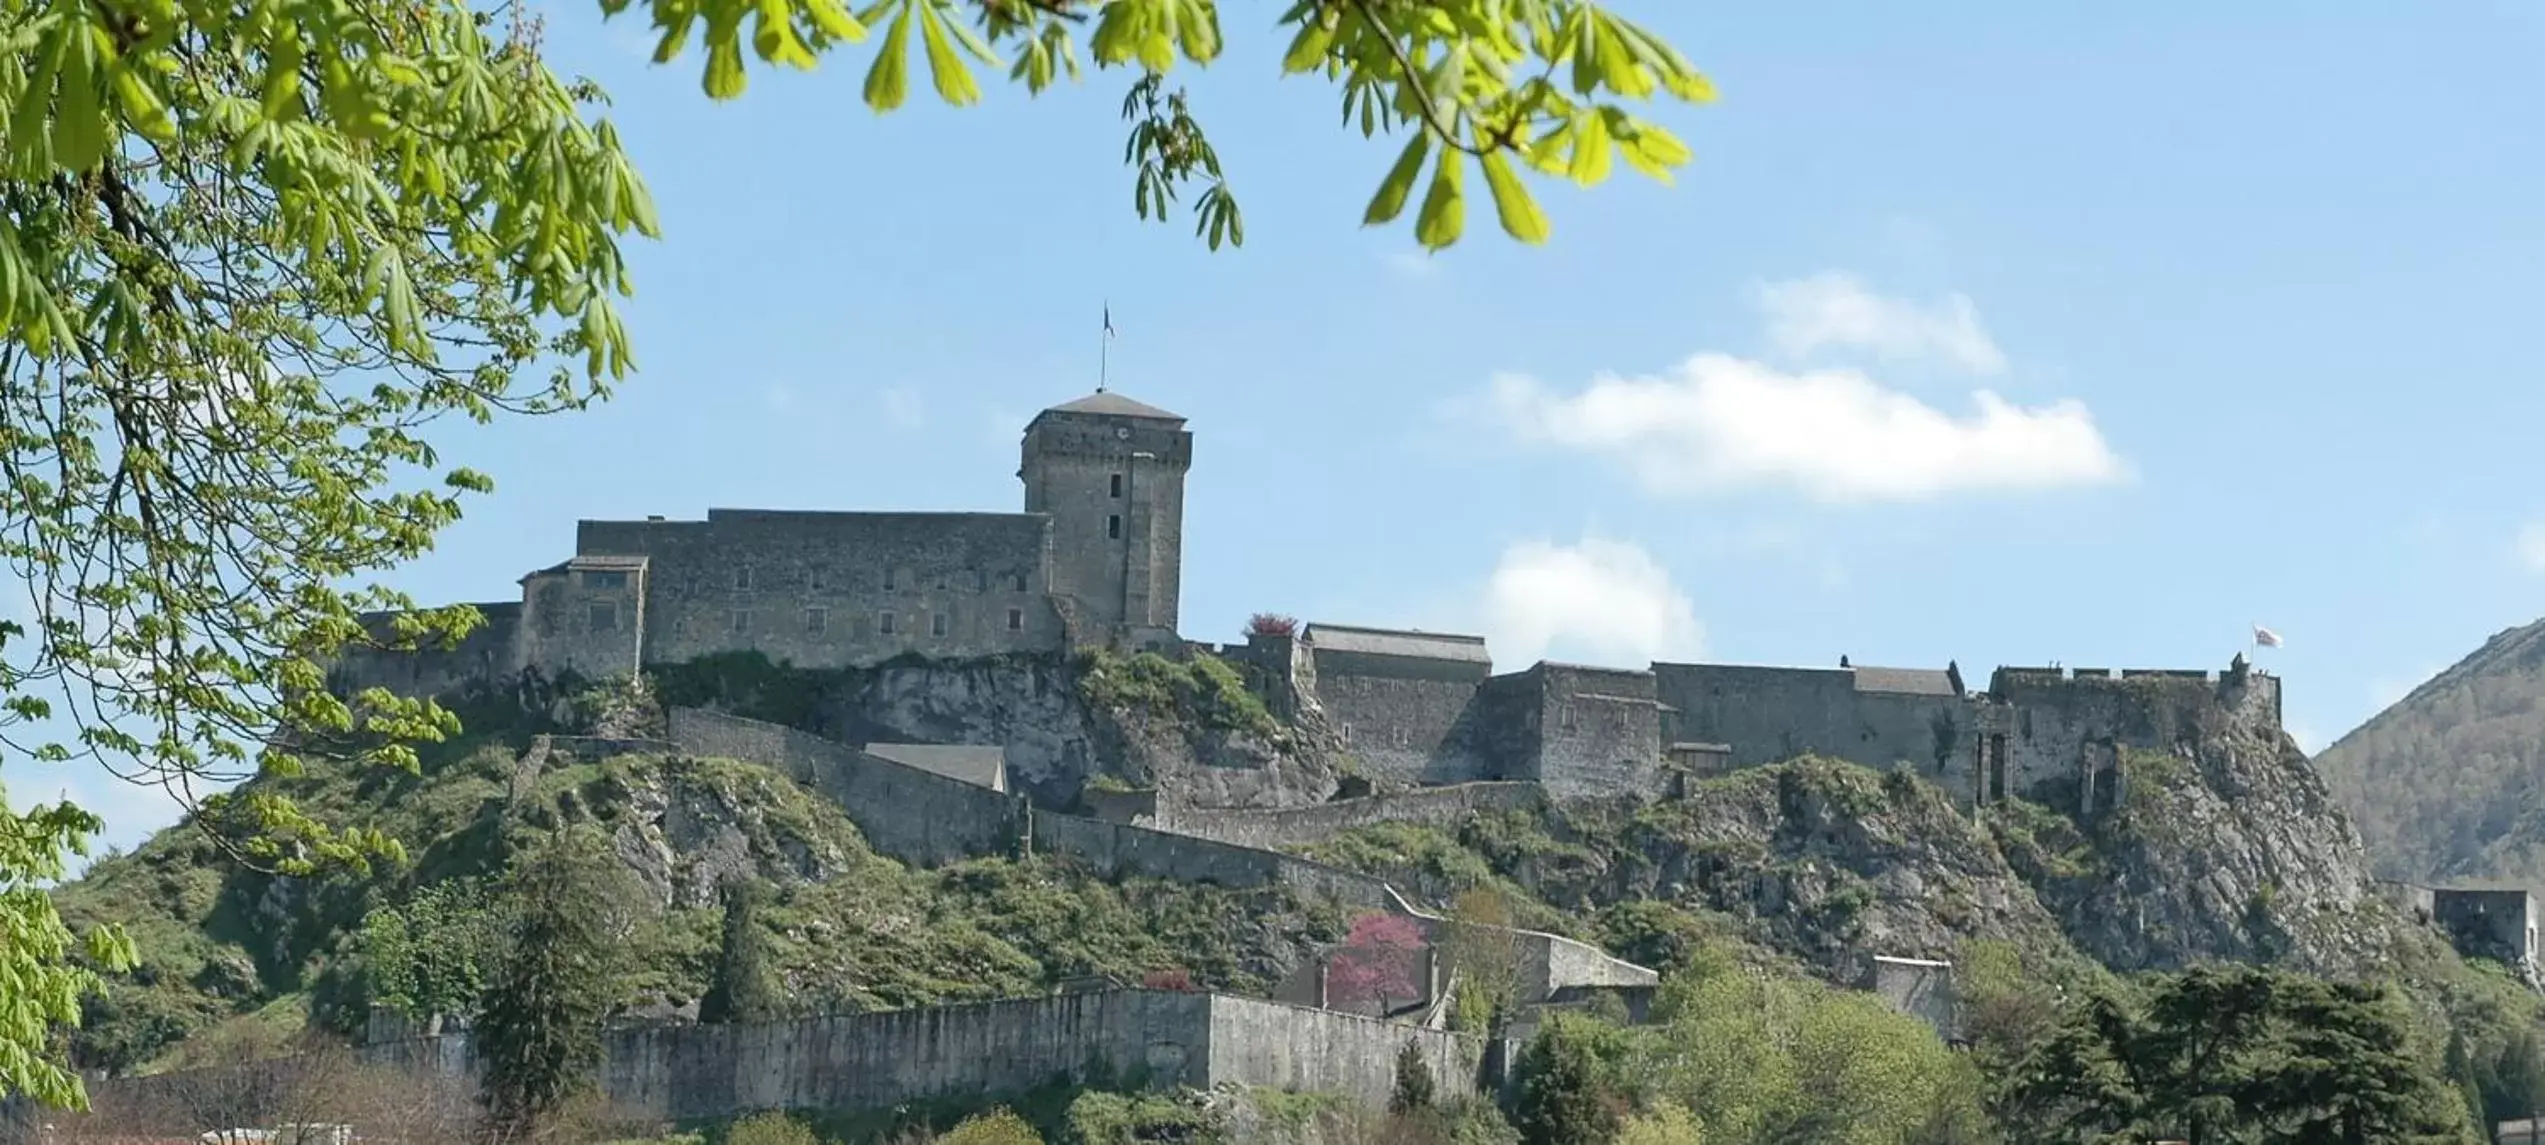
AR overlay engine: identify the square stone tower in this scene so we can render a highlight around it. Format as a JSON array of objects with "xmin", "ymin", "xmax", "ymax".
[{"xmin": 1020, "ymin": 391, "xmax": 1191, "ymax": 646}]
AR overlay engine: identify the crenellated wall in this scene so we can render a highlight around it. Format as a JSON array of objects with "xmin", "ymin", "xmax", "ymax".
[{"xmin": 1983, "ymin": 664, "xmax": 2285, "ymax": 811}]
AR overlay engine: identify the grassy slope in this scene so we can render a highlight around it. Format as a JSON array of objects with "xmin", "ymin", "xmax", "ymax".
[{"xmin": 50, "ymin": 701, "xmax": 1343, "ymax": 1075}]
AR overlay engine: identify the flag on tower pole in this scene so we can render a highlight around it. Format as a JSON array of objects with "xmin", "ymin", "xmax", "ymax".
[
  {"xmin": 2252, "ymin": 624, "xmax": 2283, "ymax": 648},
  {"xmin": 1099, "ymin": 303, "xmax": 1115, "ymax": 391}
]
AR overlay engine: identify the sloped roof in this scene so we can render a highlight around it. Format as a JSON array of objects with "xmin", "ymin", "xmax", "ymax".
[
  {"xmin": 862, "ymin": 742, "xmax": 1007, "ymax": 791},
  {"xmin": 1043, "ymin": 391, "xmax": 1184, "ymax": 421},
  {"xmin": 1851, "ymin": 666, "xmax": 1958, "ymax": 696},
  {"xmin": 1303, "ymin": 623, "xmax": 1493, "ymax": 665}
]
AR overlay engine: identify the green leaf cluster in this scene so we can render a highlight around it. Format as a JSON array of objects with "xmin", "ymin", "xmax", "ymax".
[
  {"xmin": 1, "ymin": 0, "xmax": 653, "ymax": 1105},
  {"xmin": 622, "ymin": 0, "xmax": 1712, "ymax": 250}
]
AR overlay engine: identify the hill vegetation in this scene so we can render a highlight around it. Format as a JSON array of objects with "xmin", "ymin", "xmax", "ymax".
[
  {"xmin": 2314, "ymin": 617, "xmax": 2545, "ymax": 883},
  {"xmin": 49, "ymin": 694, "xmax": 1344, "ymax": 1078},
  {"xmin": 41, "ymin": 669, "xmax": 2545, "ymax": 1143}
]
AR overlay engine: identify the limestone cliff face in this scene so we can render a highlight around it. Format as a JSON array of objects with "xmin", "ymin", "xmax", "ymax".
[
  {"xmin": 1614, "ymin": 762, "xmax": 2077, "ymax": 984},
  {"xmin": 1994, "ymin": 724, "xmax": 2405, "ymax": 978},
  {"xmin": 655, "ymin": 650, "xmax": 1346, "ymax": 810},
  {"xmin": 1312, "ymin": 732, "xmax": 2412, "ymax": 991}
]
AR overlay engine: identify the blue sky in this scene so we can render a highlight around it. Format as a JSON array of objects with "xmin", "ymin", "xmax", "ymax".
[{"xmin": 28, "ymin": 2, "xmax": 2545, "ymax": 854}]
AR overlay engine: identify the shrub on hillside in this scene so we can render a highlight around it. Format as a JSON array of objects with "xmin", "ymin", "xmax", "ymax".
[
  {"xmin": 1245, "ymin": 614, "xmax": 1299, "ymax": 638},
  {"xmin": 726, "ymin": 1112, "xmax": 821, "ymax": 1145},
  {"xmin": 935, "ymin": 1108, "xmax": 1044, "ymax": 1145}
]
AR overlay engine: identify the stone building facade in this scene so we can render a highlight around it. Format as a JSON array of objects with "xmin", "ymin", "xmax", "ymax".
[
  {"xmin": 1221, "ymin": 623, "xmax": 2287, "ymax": 815},
  {"xmin": 331, "ymin": 391, "xmax": 1192, "ymax": 691}
]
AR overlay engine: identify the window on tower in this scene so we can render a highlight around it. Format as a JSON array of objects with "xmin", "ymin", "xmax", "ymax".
[
  {"xmin": 1107, "ymin": 515, "xmax": 1122, "ymax": 539},
  {"xmin": 1110, "ymin": 473, "xmax": 1123, "ymax": 498}
]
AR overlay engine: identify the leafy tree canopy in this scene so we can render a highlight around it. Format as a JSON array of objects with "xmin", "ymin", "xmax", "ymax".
[
  {"xmin": 2003, "ymin": 964, "xmax": 2468, "ymax": 1145},
  {"xmin": 0, "ymin": 0, "xmax": 1709, "ymax": 1111}
]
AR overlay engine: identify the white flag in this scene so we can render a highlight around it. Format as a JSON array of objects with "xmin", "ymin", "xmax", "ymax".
[{"xmin": 2253, "ymin": 625, "xmax": 2283, "ymax": 648}]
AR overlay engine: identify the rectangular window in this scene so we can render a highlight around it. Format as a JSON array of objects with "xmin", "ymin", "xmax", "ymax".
[
  {"xmin": 734, "ymin": 567, "xmax": 753, "ymax": 590},
  {"xmin": 1107, "ymin": 514, "xmax": 1122, "ymax": 540},
  {"xmin": 1110, "ymin": 473, "xmax": 1123, "ymax": 498},
  {"xmin": 805, "ymin": 607, "xmax": 828, "ymax": 635},
  {"xmin": 729, "ymin": 609, "xmax": 751, "ymax": 634},
  {"xmin": 931, "ymin": 611, "xmax": 949, "ymax": 637},
  {"xmin": 587, "ymin": 602, "xmax": 618, "ymax": 631},
  {"xmin": 883, "ymin": 568, "xmax": 897, "ymax": 591},
  {"xmin": 1006, "ymin": 608, "xmax": 1023, "ymax": 631},
  {"xmin": 808, "ymin": 570, "xmax": 825, "ymax": 592},
  {"xmin": 583, "ymin": 570, "xmax": 627, "ymax": 590},
  {"xmin": 934, "ymin": 573, "xmax": 949, "ymax": 591},
  {"xmin": 878, "ymin": 611, "xmax": 896, "ymax": 635},
  {"xmin": 1012, "ymin": 573, "xmax": 1029, "ymax": 592}
]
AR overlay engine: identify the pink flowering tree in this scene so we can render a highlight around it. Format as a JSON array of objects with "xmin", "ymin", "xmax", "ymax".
[{"xmin": 1324, "ymin": 912, "xmax": 1430, "ymax": 1014}]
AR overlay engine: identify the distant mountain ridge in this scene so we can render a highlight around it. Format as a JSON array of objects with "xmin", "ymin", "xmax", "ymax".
[{"xmin": 2314, "ymin": 616, "xmax": 2545, "ymax": 883}]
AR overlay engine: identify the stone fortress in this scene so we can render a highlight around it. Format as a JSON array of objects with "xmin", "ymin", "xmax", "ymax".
[
  {"xmin": 264, "ymin": 389, "xmax": 2529, "ymax": 1131},
  {"xmin": 343, "ymin": 387, "xmax": 2291, "ymax": 822}
]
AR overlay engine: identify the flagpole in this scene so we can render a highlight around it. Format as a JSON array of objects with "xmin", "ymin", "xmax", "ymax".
[{"xmin": 1099, "ymin": 302, "xmax": 1110, "ymax": 393}]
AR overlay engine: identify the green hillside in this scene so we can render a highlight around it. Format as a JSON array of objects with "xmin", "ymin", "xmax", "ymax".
[
  {"xmin": 2314, "ymin": 617, "xmax": 2545, "ymax": 883},
  {"xmin": 49, "ymin": 696, "xmax": 1344, "ymax": 1076}
]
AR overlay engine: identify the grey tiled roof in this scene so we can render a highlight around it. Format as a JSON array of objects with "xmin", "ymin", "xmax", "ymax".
[
  {"xmin": 1044, "ymin": 391, "xmax": 1184, "ymax": 421},
  {"xmin": 1851, "ymin": 666, "xmax": 1958, "ymax": 696},
  {"xmin": 1304, "ymin": 623, "xmax": 1493, "ymax": 664}
]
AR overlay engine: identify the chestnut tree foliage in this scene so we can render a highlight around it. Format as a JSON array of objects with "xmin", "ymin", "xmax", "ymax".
[{"xmin": 0, "ymin": 0, "xmax": 1710, "ymax": 1109}]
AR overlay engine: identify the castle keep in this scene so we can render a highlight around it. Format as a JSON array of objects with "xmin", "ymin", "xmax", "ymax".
[
  {"xmin": 336, "ymin": 388, "xmax": 2290, "ymax": 817},
  {"xmin": 341, "ymin": 392, "xmax": 1193, "ymax": 697}
]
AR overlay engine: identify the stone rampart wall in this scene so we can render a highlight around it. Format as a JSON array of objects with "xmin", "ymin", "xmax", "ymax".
[
  {"xmin": 667, "ymin": 708, "xmax": 1025, "ymax": 868},
  {"xmin": 1157, "ymin": 784, "xmax": 1546, "ymax": 851},
  {"xmin": 326, "ymin": 601, "xmax": 524, "ymax": 701},
  {"xmin": 1026, "ymin": 810, "xmax": 1400, "ymax": 910},
  {"xmin": 1527, "ymin": 664, "xmax": 1664, "ymax": 800},
  {"xmin": 64, "ymin": 992, "xmax": 1477, "ymax": 1133},
  {"xmin": 580, "ymin": 511, "xmax": 1068, "ymax": 671},
  {"xmin": 1314, "ymin": 671, "xmax": 1493, "ymax": 786},
  {"xmin": 1985, "ymin": 667, "xmax": 2283, "ymax": 805},
  {"xmin": 666, "ymin": 708, "xmax": 1401, "ymax": 908}
]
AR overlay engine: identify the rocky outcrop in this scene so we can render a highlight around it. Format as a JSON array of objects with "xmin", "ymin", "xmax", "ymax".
[
  {"xmin": 1997, "ymin": 725, "xmax": 2408, "ymax": 978},
  {"xmin": 654, "ymin": 650, "xmax": 1348, "ymax": 810}
]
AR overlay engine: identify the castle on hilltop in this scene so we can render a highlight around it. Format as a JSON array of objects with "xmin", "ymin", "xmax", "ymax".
[
  {"xmin": 336, "ymin": 389, "xmax": 2287, "ymax": 816},
  {"xmin": 343, "ymin": 391, "xmax": 1196, "ymax": 698}
]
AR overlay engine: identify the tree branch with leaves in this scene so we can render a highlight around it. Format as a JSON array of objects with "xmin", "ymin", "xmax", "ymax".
[{"xmin": 0, "ymin": 0, "xmax": 1709, "ymax": 1112}]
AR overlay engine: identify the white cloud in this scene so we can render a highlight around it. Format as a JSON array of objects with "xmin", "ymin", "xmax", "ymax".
[
  {"xmin": 881, "ymin": 386, "xmax": 925, "ymax": 430},
  {"xmin": 2516, "ymin": 520, "xmax": 2545, "ymax": 573},
  {"xmin": 1483, "ymin": 538, "xmax": 1703, "ymax": 668},
  {"xmin": 1487, "ymin": 354, "xmax": 2129, "ymax": 503},
  {"xmin": 1756, "ymin": 272, "xmax": 2007, "ymax": 375}
]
